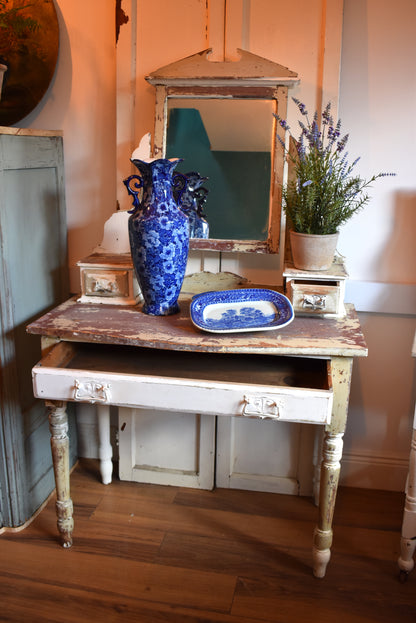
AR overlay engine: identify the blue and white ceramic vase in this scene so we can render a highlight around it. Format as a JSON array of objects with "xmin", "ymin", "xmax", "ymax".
[{"xmin": 123, "ymin": 158, "xmax": 189, "ymax": 315}]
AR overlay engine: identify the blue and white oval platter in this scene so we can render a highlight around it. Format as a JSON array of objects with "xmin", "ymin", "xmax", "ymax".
[{"xmin": 190, "ymin": 288, "xmax": 294, "ymax": 334}]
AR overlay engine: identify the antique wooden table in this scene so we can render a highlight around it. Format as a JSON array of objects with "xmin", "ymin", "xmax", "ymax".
[{"xmin": 27, "ymin": 295, "xmax": 367, "ymax": 578}]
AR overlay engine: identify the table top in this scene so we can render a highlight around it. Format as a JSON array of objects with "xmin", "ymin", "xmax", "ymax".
[{"xmin": 27, "ymin": 296, "xmax": 368, "ymax": 358}]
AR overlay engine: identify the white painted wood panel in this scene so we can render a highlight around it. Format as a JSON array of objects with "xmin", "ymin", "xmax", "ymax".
[
  {"xmin": 216, "ymin": 416, "xmax": 318, "ymax": 495},
  {"xmin": 216, "ymin": 418, "xmax": 302, "ymax": 494},
  {"xmin": 118, "ymin": 408, "xmax": 215, "ymax": 489}
]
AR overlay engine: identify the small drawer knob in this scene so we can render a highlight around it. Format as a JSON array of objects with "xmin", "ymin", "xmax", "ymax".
[{"xmin": 303, "ymin": 294, "xmax": 326, "ymax": 310}]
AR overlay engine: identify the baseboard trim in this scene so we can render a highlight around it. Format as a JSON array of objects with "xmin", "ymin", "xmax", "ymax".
[{"xmin": 340, "ymin": 451, "xmax": 409, "ymax": 491}]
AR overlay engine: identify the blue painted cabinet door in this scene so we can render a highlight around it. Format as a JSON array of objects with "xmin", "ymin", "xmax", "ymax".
[{"xmin": 0, "ymin": 130, "xmax": 76, "ymax": 527}]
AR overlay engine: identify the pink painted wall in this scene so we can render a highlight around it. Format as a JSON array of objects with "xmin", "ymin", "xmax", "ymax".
[{"xmin": 16, "ymin": 0, "xmax": 117, "ymax": 292}]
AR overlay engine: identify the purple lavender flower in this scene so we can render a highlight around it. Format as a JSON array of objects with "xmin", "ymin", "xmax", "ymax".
[
  {"xmin": 276, "ymin": 133, "xmax": 286, "ymax": 150},
  {"xmin": 297, "ymin": 133, "xmax": 306, "ymax": 159},
  {"xmin": 336, "ymin": 133, "xmax": 349, "ymax": 153},
  {"xmin": 322, "ymin": 102, "xmax": 332, "ymax": 125},
  {"xmin": 293, "ymin": 98, "xmax": 308, "ymax": 115},
  {"xmin": 327, "ymin": 126, "xmax": 338, "ymax": 141},
  {"xmin": 273, "ymin": 113, "xmax": 290, "ymax": 131},
  {"xmin": 274, "ymin": 96, "xmax": 395, "ymax": 235},
  {"xmin": 311, "ymin": 119, "xmax": 321, "ymax": 147}
]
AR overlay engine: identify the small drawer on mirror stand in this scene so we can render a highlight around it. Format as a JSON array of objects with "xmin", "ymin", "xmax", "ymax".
[
  {"xmin": 287, "ymin": 280, "xmax": 343, "ymax": 317},
  {"xmin": 77, "ymin": 252, "xmax": 141, "ymax": 306},
  {"xmin": 283, "ymin": 260, "xmax": 347, "ymax": 318}
]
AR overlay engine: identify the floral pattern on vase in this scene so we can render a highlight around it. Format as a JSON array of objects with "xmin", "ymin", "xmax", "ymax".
[{"xmin": 123, "ymin": 158, "xmax": 189, "ymax": 315}]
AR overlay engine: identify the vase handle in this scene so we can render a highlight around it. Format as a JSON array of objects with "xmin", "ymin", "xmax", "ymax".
[{"xmin": 123, "ymin": 174, "xmax": 144, "ymax": 214}]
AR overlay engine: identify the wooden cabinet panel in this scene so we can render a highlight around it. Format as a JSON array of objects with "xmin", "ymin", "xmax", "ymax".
[{"xmin": 0, "ymin": 129, "xmax": 75, "ymax": 527}]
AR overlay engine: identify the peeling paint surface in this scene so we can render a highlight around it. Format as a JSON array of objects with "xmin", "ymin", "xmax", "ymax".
[{"xmin": 27, "ymin": 297, "xmax": 368, "ymax": 358}]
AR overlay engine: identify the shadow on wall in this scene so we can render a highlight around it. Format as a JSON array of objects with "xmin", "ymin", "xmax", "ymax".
[
  {"xmin": 13, "ymin": 1, "xmax": 73, "ymax": 129},
  {"xmin": 377, "ymin": 190, "xmax": 416, "ymax": 284},
  {"xmin": 342, "ymin": 312, "xmax": 416, "ymax": 490}
]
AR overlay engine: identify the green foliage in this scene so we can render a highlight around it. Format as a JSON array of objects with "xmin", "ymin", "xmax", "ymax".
[{"xmin": 275, "ymin": 99, "xmax": 394, "ymax": 235}]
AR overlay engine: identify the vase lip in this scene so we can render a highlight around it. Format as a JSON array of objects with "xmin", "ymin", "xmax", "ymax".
[
  {"xmin": 130, "ymin": 157, "xmax": 183, "ymax": 177},
  {"xmin": 130, "ymin": 157, "xmax": 183, "ymax": 166}
]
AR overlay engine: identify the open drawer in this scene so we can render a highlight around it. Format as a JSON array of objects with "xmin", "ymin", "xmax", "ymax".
[{"xmin": 32, "ymin": 342, "xmax": 333, "ymax": 425}]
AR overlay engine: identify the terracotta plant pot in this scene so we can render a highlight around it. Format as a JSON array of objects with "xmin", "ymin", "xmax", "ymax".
[{"xmin": 289, "ymin": 230, "xmax": 339, "ymax": 271}]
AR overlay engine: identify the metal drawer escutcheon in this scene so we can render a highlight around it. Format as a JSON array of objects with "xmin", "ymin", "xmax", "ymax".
[
  {"xmin": 73, "ymin": 379, "xmax": 111, "ymax": 403},
  {"xmin": 242, "ymin": 395, "xmax": 281, "ymax": 419},
  {"xmin": 302, "ymin": 294, "xmax": 327, "ymax": 310}
]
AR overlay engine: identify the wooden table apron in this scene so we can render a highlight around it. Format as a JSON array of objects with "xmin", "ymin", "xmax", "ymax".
[{"xmin": 27, "ymin": 297, "xmax": 367, "ymax": 579}]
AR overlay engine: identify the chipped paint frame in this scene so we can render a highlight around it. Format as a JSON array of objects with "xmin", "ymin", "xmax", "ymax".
[{"xmin": 146, "ymin": 49, "xmax": 299, "ymax": 254}]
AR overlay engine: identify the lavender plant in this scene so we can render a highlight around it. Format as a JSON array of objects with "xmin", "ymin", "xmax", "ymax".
[{"xmin": 275, "ymin": 99, "xmax": 394, "ymax": 235}]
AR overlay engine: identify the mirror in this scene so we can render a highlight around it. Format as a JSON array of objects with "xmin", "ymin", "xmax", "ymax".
[
  {"xmin": 166, "ymin": 98, "xmax": 274, "ymax": 242},
  {"xmin": 147, "ymin": 49, "xmax": 298, "ymax": 253}
]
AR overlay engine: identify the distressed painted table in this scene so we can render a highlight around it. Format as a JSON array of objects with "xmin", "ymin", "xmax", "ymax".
[
  {"xmin": 27, "ymin": 295, "xmax": 367, "ymax": 578},
  {"xmin": 398, "ymin": 331, "xmax": 416, "ymax": 580}
]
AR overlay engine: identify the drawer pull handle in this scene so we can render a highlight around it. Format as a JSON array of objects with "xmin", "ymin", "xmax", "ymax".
[
  {"xmin": 243, "ymin": 395, "xmax": 280, "ymax": 419},
  {"xmin": 73, "ymin": 380, "xmax": 111, "ymax": 403},
  {"xmin": 303, "ymin": 294, "xmax": 326, "ymax": 310},
  {"xmin": 92, "ymin": 277, "xmax": 119, "ymax": 294}
]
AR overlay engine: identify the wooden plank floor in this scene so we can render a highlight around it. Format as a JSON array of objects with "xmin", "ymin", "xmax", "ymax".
[{"xmin": 1, "ymin": 459, "xmax": 415, "ymax": 623}]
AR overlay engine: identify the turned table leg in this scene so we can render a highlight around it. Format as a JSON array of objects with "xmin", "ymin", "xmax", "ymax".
[
  {"xmin": 312, "ymin": 428, "xmax": 324, "ymax": 506},
  {"xmin": 47, "ymin": 401, "xmax": 74, "ymax": 547},
  {"xmin": 97, "ymin": 404, "xmax": 113, "ymax": 485},
  {"xmin": 398, "ymin": 428, "xmax": 416, "ymax": 579},
  {"xmin": 313, "ymin": 431, "xmax": 343, "ymax": 577},
  {"xmin": 313, "ymin": 357, "xmax": 353, "ymax": 578}
]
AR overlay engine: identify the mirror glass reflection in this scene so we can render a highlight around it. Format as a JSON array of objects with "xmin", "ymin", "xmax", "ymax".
[{"xmin": 165, "ymin": 98, "xmax": 274, "ymax": 240}]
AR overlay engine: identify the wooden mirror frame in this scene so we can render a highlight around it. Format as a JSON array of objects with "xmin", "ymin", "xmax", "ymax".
[{"xmin": 146, "ymin": 49, "xmax": 298, "ymax": 254}]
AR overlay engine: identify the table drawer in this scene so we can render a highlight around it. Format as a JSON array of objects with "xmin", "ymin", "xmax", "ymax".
[
  {"xmin": 286, "ymin": 280, "xmax": 346, "ymax": 318},
  {"xmin": 82, "ymin": 268, "xmax": 130, "ymax": 298},
  {"xmin": 32, "ymin": 342, "xmax": 333, "ymax": 425},
  {"xmin": 289, "ymin": 281, "xmax": 340, "ymax": 314},
  {"xmin": 77, "ymin": 252, "xmax": 141, "ymax": 306}
]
